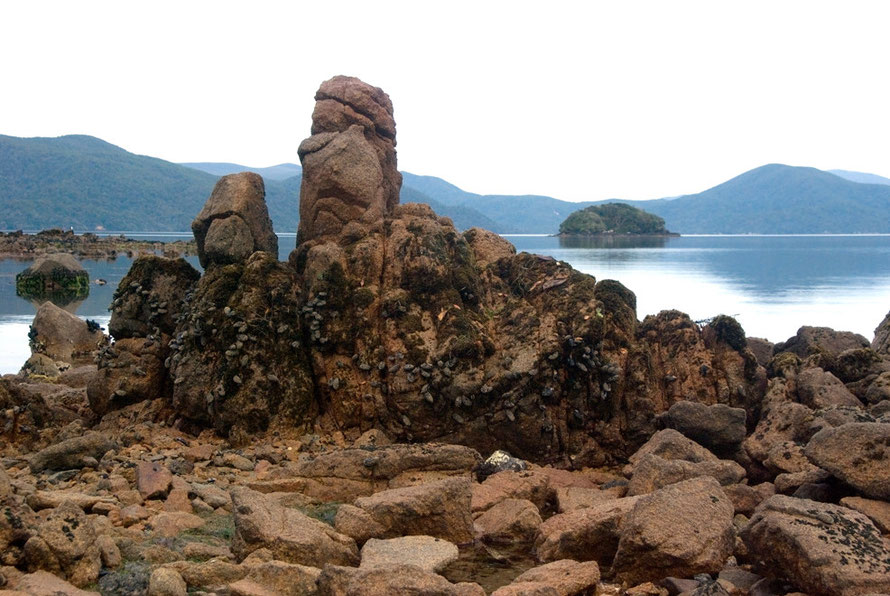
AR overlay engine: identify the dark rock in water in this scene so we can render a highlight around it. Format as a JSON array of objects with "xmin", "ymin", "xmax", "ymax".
[
  {"xmin": 774, "ymin": 325, "xmax": 869, "ymax": 359},
  {"xmin": 108, "ymin": 255, "xmax": 199, "ymax": 340},
  {"xmin": 29, "ymin": 302, "xmax": 104, "ymax": 365},
  {"xmin": 475, "ymin": 450, "xmax": 529, "ymax": 482},
  {"xmin": 656, "ymin": 401, "xmax": 746, "ymax": 457},
  {"xmin": 741, "ymin": 495, "xmax": 890, "ymax": 596},
  {"xmin": 192, "ymin": 172, "xmax": 277, "ymax": 268},
  {"xmin": 15, "ymin": 253, "xmax": 89, "ymax": 302}
]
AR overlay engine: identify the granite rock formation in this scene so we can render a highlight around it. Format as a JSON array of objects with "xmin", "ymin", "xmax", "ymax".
[{"xmin": 192, "ymin": 172, "xmax": 278, "ymax": 268}]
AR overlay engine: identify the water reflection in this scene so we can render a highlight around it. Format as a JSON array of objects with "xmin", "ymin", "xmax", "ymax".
[{"xmin": 557, "ymin": 235, "xmax": 670, "ymax": 249}]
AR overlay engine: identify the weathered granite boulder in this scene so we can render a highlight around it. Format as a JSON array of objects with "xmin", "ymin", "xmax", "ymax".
[
  {"xmin": 317, "ymin": 563, "xmax": 484, "ymax": 596},
  {"xmin": 626, "ymin": 453, "xmax": 745, "ymax": 496},
  {"xmin": 474, "ymin": 498, "xmax": 542, "ymax": 546},
  {"xmin": 741, "ymin": 495, "xmax": 890, "ymax": 596},
  {"xmin": 535, "ymin": 496, "xmax": 639, "ymax": 564},
  {"xmin": 359, "ymin": 535, "xmax": 458, "ymax": 573},
  {"xmin": 29, "ymin": 302, "xmax": 103, "ymax": 364},
  {"xmin": 26, "ymin": 432, "xmax": 115, "ymax": 472},
  {"xmin": 656, "ymin": 400, "xmax": 747, "ymax": 457},
  {"xmin": 23, "ymin": 501, "xmax": 101, "ymax": 587},
  {"xmin": 230, "ymin": 487, "xmax": 358, "ymax": 567},
  {"xmin": 804, "ymin": 422, "xmax": 890, "ymax": 499},
  {"xmin": 108, "ymin": 255, "xmax": 199, "ymax": 339},
  {"xmin": 775, "ymin": 325, "xmax": 870, "ymax": 359},
  {"xmin": 492, "ymin": 560, "xmax": 600, "ymax": 596},
  {"xmin": 296, "ymin": 75, "xmax": 400, "ymax": 245},
  {"xmin": 610, "ymin": 477, "xmax": 735, "ymax": 585},
  {"xmin": 351, "ymin": 477, "xmax": 474, "ymax": 544},
  {"xmin": 795, "ymin": 367, "xmax": 862, "ymax": 409},
  {"xmin": 192, "ymin": 172, "xmax": 277, "ymax": 268}
]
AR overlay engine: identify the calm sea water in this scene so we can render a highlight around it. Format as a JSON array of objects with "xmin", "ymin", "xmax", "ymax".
[{"xmin": 2, "ymin": 233, "xmax": 889, "ymax": 374}]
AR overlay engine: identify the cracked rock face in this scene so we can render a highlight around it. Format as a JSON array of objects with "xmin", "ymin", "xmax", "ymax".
[
  {"xmin": 192, "ymin": 172, "xmax": 278, "ymax": 268},
  {"xmin": 296, "ymin": 75, "xmax": 401, "ymax": 245}
]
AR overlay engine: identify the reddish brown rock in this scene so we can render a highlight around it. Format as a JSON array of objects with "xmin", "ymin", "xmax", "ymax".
[
  {"xmin": 611, "ymin": 477, "xmax": 735, "ymax": 585},
  {"xmin": 775, "ymin": 326, "xmax": 870, "ymax": 359},
  {"xmin": 352, "ymin": 477, "xmax": 474, "ymax": 544},
  {"xmin": 359, "ymin": 535, "xmax": 458, "ymax": 573},
  {"xmin": 626, "ymin": 453, "xmax": 745, "ymax": 496},
  {"xmin": 493, "ymin": 560, "xmax": 600, "ymax": 596},
  {"xmin": 839, "ymin": 496, "xmax": 890, "ymax": 533},
  {"xmin": 29, "ymin": 302, "xmax": 103, "ymax": 364},
  {"xmin": 804, "ymin": 422, "xmax": 890, "ymax": 499},
  {"xmin": 230, "ymin": 487, "xmax": 358, "ymax": 567},
  {"xmin": 24, "ymin": 501, "xmax": 101, "ymax": 587},
  {"xmin": 316, "ymin": 563, "xmax": 484, "ymax": 596},
  {"xmin": 535, "ymin": 496, "xmax": 639, "ymax": 564},
  {"xmin": 472, "ymin": 470, "xmax": 554, "ymax": 513},
  {"xmin": 796, "ymin": 367, "xmax": 862, "ymax": 409},
  {"xmin": 474, "ymin": 498, "xmax": 542, "ymax": 546},
  {"xmin": 136, "ymin": 461, "xmax": 173, "ymax": 500},
  {"xmin": 192, "ymin": 172, "xmax": 277, "ymax": 268},
  {"xmin": 741, "ymin": 495, "xmax": 890, "ymax": 596}
]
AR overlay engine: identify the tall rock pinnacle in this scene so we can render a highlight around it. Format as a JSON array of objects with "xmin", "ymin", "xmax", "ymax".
[{"xmin": 296, "ymin": 76, "xmax": 402, "ymax": 245}]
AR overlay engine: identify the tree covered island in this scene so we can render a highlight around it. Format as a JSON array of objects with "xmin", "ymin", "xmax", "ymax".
[{"xmin": 558, "ymin": 202, "xmax": 678, "ymax": 236}]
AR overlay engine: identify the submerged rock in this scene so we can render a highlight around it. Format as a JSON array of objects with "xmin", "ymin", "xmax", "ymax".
[{"xmin": 15, "ymin": 253, "xmax": 89, "ymax": 301}]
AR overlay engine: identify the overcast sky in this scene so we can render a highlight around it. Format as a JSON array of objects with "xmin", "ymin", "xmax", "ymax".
[{"xmin": 2, "ymin": 1, "xmax": 889, "ymax": 201}]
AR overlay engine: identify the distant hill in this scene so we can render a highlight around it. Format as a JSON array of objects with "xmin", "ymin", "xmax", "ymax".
[
  {"xmin": 4, "ymin": 136, "xmax": 890, "ymax": 235},
  {"xmin": 634, "ymin": 164, "xmax": 890, "ymax": 234},
  {"xmin": 182, "ymin": 162, "xmax": 302, "ymax": 181},
  {"xmin": 828, "ymin": 169, "xmax": 890, "ymax": 186}
]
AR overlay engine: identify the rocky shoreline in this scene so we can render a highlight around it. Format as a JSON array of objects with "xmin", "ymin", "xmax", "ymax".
[
  {"xmin": 2, "ymin": 76, "xmax": 890, "ymax": 595},
  {"xmin": 0, "ymin": 229, "xmax": 197, "ymax": 260}
]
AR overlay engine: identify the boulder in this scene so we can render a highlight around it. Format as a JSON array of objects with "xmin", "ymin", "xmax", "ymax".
[
  {"xmin": 775, "ymin": 326, "xmax": 869, "ymax": 359},
  {"xmin": 611, "ymin": 477, "xmax": 735, "ymax": 585},
  {"xmin": 839, "ymin": 496, "xmax": 890, "ymax": 533},
  {"xmin": 233, "ymin": 560, "xmax": 320, "ymax": 596},
  {"xmin": 656, "ymin": 401, "xmax": 747, "ymax": 456},
  {"xmin": 741, "ymin": 495, "xmax": 890, "ymax": 596},
  {"xmin": 297, "ymin": 75, "xmax": 400, "ymax": 244},
  {"xmin": 230, "ymin": 487, "xmax": 358, "ymax": 567},
  {"xmin": 192, "ymin": 172, "xmax": 277, "ymax": 268},
  {"xmin": 352, "ymin": 477, "xmax": 474, "ymax": 544},
  {"xmin": 15, "ymin": 253, "xmax": 89, "ymax": 298},
  {"xmin": 554, "ymin": 485, "xmax": 627, "ymax": 513},
  {"xmin": 27, "ymin": 432, "xmax": 115, "ymax": 472},
  {"xmin": 473, "ymin": 498, "xmax": 542, "ymax": 546},
  {"xmin": 628, "ymin": 429, "xmax": 717, "ymax": 466},
  {"xmin": 472, "ymin": 470, "xmax": 555, "ymax": 513},
  {"xmin": 360, "ymin": 536, "xmax": 458, "ymax": 573},
  {"xmin": 317, "ymin": 564, "xmax": 485, "ymax": 596},
  {"xmin": 24, "ymin": 500, "xmax": 101, "ymax": 587},
  {"xmin": 535, "ymin": 496, "xmax": 639, "ymax": 564},
  {"xmin": 135, "ymin": 461, "xmax": 173, "ymax": 500},
  {"xmin": 804, "ymin": 422, "xmax": 890, "ymax": 499},
  {"xmin": 492, "ymin": 560, "xmax": 600, "ymax": 596},
  {"xmin": 462, "ymin": 228, "xmax": 516, "ymax": 269},
  {"xmin": 108, "ymin": 255, "xmax": 200, "ymax": 339},
  {"xmin": 626, "ymin": 453, "xmax": 745, "ymax": 496},
  {"xmin": 29, "ymin": 302, "xmax": 103, "ymax": 364},
  {"xmin": 795, "ymin": 368, "xmax": 862, "ymax": 409},
  {"xmin": 746, "ymin": 337, "xmax": 775, "ymax": 367},
  {"xmin": 148, "ymin": 567, "xmax": 187, "ymax": 596},
  {"xmin": 7, "ymin": 570, "xmax": 100, "ymax": 596}
]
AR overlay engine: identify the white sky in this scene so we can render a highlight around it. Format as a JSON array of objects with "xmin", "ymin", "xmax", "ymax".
[{"xmin": 2, "ymin": 1, "xmax": 889, "ymax": 201}]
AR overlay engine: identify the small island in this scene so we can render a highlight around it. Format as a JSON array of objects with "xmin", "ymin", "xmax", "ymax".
[{"xmin": 558, "ymin": 202, "xmax": 678, "ymax": 236}]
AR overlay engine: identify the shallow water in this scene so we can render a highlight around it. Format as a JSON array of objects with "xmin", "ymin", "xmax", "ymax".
[{"xmin": 2, "ymin": 233, "xmax": 888, "ymax": 374}]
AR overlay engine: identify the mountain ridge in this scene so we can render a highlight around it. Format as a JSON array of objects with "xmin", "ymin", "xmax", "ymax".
[{"xmin": 3, "ymin": 134, "xmax": 890, "ymax": 234}]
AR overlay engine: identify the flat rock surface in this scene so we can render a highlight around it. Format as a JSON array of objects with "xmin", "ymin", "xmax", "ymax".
[{"xmin": 360, "ymin": 535, "xmax": 459, "ymax": 572}]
